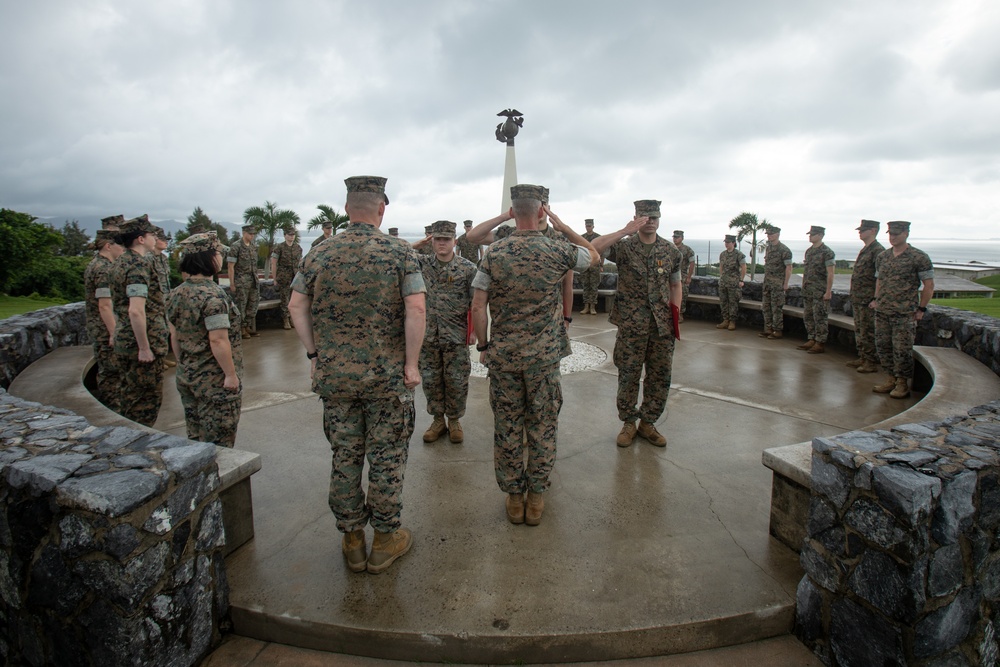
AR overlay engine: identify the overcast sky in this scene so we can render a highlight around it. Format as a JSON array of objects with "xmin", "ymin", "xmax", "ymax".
[{"xmin": 2, "ymin": 0, "xmax": 999, "ymax": 241}]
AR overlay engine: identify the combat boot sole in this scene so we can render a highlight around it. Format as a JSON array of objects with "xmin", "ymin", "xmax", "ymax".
[{"xmin": 367, "ymin": 528, "xmax": 412, "ymax": 574}]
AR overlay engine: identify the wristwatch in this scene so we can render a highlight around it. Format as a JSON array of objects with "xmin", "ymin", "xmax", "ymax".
[
  {"xmin": 918, "ymin": 306, "xmax": 927, "ymax": 312},
  {"xmin": 564, "ymin": 316, "xmax": 573, "ymax": 323},
  {"xmin": 306, "ymin": 350, "xmax": 318, "ymax": 360},
  {"xmin": 476, "ymin": 341, "xmax": 490, "ymax": 352}
]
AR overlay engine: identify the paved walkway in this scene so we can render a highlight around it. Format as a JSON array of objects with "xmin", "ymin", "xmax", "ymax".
[{"xmin": 171, "ymin": 316, "xmax": 917, "ymax": 664}]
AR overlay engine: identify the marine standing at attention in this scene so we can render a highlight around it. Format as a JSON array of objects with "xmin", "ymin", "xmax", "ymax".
[
  {"xmin": 456, "ymin": 219, "xmax": 481, "ymax": 264},
  {"xmin": 871, "ymin": 220, "xmax": 934, "ymax": 399},
  {"xmin": 717, "ymin": 234, "xmax": 746, "ymax": 330},
  {"xmin": 228, "ymin": 223, "xmax": 260, "ymax": 339},
  {"xmin": 270, "ymin": 226, "xmax": 303, "ymax": 330},
  {"xmin": 579, "ymin": 218, "xmax": 603, "ymax": 314},
  {"xmin": 797, "ymin": 225, "xmax": 836, "ymax": 354},
  {"xmin": 592, "ymin": 201, "xmax": 683, "ymax": 448},
  {"xmin": 84, "ymin": 229, "xmax": 124, "ymax": 412},
  {"xmin": 167, "ymin": 233, "xmax": 244, "ymax": 447},
  {"xmin": 109, "ymin": 216, "xmax": 169, "ymax": 426},
  {"xmin": 411, "ymin": 220, "xmax": 478, "ymax": 444},
  {"xmin": 311, "ymin": 221, "xmax": 334, "ymax": 248},
  {"xmin": 471, "ymin": 184, "xmax": 599, "ymax": 527},
  {"xmin": 847, "ymin": 219, "xmax": 884, "ymax": 373},
  {"xmin": 671, "ymin": 230, "xmax": 695, "ymax": 323},
  {"xmin": 289, "ymin": 175, "xmax": 426, "ymax": 575},
  {"xmin": 758, "ymin": 225, "xmax": 793, "ymax": 340}
]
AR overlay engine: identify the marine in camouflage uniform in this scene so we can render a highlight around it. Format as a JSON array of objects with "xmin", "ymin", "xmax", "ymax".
[
  {"xmin": 417, "ymin": 221, "xmax": 478, "ymax": 444},
  {"xmin": 798, "ymin": 226, "xmax": 836, "ymax": 352},
  {"xmin": 167, "ymin": 233, "xmax": 244, "ymax": 447},
  {"xmin": 471, "ymin": 184, "xmax": 597, "ymax": 526},
  {"xmin": 671, "ymin": 230, "xmax": 695, "ymax": 321},
  {"xmin": 848, "ymin": 220, "xmax": 885, "ymax": 372},
  {"xmin": 228, "ymin": 224, "xmax": 260, "ymax": 338},
  {"xmin": 416, "ymin": 225, "xmax": 434, "ymax": 255},
  {"xmin": 872, "ymin": 221, "xmax": 934, "ymax": 398},
  {"xmin": 84, "ymin": 230, "xmax": 124, "ymax": 412},
  {"xmin": 289, "ymin": 175, "xmax": 425, "ymax": 573},
  {"xmin": 593, "ymin": 201, "xmax": 683, "ymax": 448},
  {"xmin": 455, "ymin": 220, "xmax": 481, "ymax": 264},
  {"xmin": 270, "ymin": 227, "xmax": 303, "ymax": 328},
  {"xmin": 580, "ymin": 219, "xmax": 603, "ymax": 314},
  {"xmin": 759, "ymin": 225, "xmax": 792, "ymax": 338},
  {"xmin": 717, "ymin": 235, "xmax": 746, "ymax": 329},
  {"xmin": 109, "ymin": 217, "xmax": 169, "ymax": 426},
  {"xmin": 311, "ymin": 222, "xmax": 333, "ymax": 250}
]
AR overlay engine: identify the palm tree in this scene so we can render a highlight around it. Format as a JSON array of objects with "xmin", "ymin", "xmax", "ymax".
[
  {"xmin": 307, "ymin": 205, "xmax": 350, "ymax": 234},
  {"xmin": 728, "ymin": 212, "xmax": 770, "ymax": 281},
  {"xmin": 243, "ymin": 201, "xmax": 301, "ymax": 261}
]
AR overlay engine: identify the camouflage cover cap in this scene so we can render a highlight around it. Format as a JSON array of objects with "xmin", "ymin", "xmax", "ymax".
[
  {"xmin": 181, "ymin": 232, "xmax": 227, "ymax": 254},
  {"xmin": 766, "ymin": 225, "xmax": 781, "ymax": 234},
  {"xmin": 585, "ymin": 218, "xmax": 594, "ymax": 225},
  {"xmin": 344, "ymin": 175, "xmax": 389, "ymax": 204},
  {"xmin": 672, "ymin": 230, "xmax": 684, "ymax": 237},
  {"xmin": 633, "ymin": 200, "xmax": 661, "ymax": 218},
  {"xmin": 242, "ymin": 223, "xmax": 257, "ymax": 233},
  {"xmin": 387, "ymin": 227, "xmax": 399, "ymax": 235},
  {"xmin": 430, "ymin": 220, "xmax": 457, "ymax": 238},
  {"xmin": 154, "ymin": 226, "xmax": 168, "ymax": 240},
  {"xmin": 120, "ymin": 217, "xmax": 157, "ymax": 235},
  {"xmin": 857, "ymin": 219, "xmax": 881, "ymax": 231},
  {"xmin": 724, "ymin": 234, "xmax": 737, "ymax": 243},
  {"xmin": 321, "ymin": 221, "xmax": 333, "ymax": 229},
  {"xmin": 95, "ymin": 229, "xmax": 120, "ymax": 243},
  {"xmin": 424, "ymin": 225, "xmax": 433, "ymax": 235},
  {"xmin": 510, "ymin": 184, "xmax": 547, "ymax": 202},
  {"xmin": 464, "ymin": 219, "xmax": 473, "ymax": 227},
  {"xmin": 282, "ymin": 226, "xmax": 297, "ymax": 235},
  {"xmin": 808, "ymin": 225, "xmax": 826, "ymax": 236},
  {"xmin": 886, "ymin": 220, "xmax": 911, "ymax": 233},
  {"xmin": 101, "ymin": 214, "xmax": 125, "ymax": 229}
]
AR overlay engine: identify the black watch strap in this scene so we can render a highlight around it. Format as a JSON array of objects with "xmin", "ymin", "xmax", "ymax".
[
  {"xmin": 306, "ymin": 351, "xmax": 318, "ymax": 360},
  {"xmin": 476, "ymin": 341, "xmax": 490, "ymax": 352}
]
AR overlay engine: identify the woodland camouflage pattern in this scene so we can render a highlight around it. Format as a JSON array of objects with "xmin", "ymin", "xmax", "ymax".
[
  {"xmin": 581, "ymin": 230, "xmax": 603, "ymax": 308},
  {"xmin": 718, "ymin": 247, "xmax": 746, "ymax": 323},
  {"xmin": 271, "ymin": 241, "xmax": 303, "ymax": 321},
  {"xmin": 674, "ymin": 240, "xmax": 694, "ymax": 314},
  {"xmin": 84, "ymin": 253, "xmax": 121, "ymax": 412},
  {"xmin": 762, "ymin": 241, "xmax": 792, "ymax": 331},
  {"xmin": 875, "ymin": 244, "xmax": 934, "ymax": 377},
  {"xmin": 228, "ymin": 239, "xmax": 259, "ymax": 332},
  {"xmin": 850, "ymin": 239, "xmax": 885, "ymax": 364},
  {"xmin": 802, "ymin": 243, "xmax": 835, "ymax": 343}
]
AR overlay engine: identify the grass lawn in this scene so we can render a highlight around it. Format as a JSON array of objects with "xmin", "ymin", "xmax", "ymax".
[
  {"xmin": 931, "ymin": 297, "xmax": 1000, "ymax": 318},
  {"xmin": 0, "ymin": 295, "xmax": 70, "ymax": 319}
]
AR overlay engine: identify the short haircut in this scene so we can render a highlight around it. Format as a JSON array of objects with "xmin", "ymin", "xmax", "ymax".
[
  {"xmin": 179, "ymin": 249, "xmax": 219, "ymax": 277},
  {"xmin": 512, "ymin": 197, "xmax": 541, "ymax": 219},
  {"xmin": 346, "ymin": 191, "xmax": 382, "ymax": 213}
]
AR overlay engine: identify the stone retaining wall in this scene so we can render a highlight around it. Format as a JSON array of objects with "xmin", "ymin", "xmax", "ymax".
[
  {"xmin": 0, "ymin": 304, "xmax": 87, "ymax": 390},
  {"xmin": 796, "ymin": 400, "xmax": 1000, "ymax": 665},
  {"xmin": 0, "ymin": 388, "xmax": 228, "ymax": 666}
]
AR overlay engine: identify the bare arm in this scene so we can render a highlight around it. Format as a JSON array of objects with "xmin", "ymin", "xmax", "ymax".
[
  {"xmin": 685, "ymin": 260, "xmax": 695, "ymax": 285},
  {"xmin": 915, "ymin": 278, "xmax": 934, "ymax": 321},
  {"xmin": 269, "ymin": 257, "xmax": 277, "ymax": 280},
  {"xmin": 227, "ymin": 262, "xmax": 235, "ymax": 291},
  {"xmin": 98, "ymin": 297, "xmax": 116, "ymax": 345},
  {"xmin": 739, "ymin": 262, "xmax": 747, "ymax": 282},
  {"xmin": 169, "ymin": 323, "xmax": 181, "ymax": 360},
  {"xmin": 670, "ymin": 280, "xmax": 683, "ymax": 309},
  {"xmin": 591, "ymin": 216, "xmax": 645, "ymax": 256},
  {"xmin": 208, "ymin": 328, "xmax": 240, "ymax": 391},
  {"xmin": 472, "ymin": 288, "xmax": 489, "ymax": 361},
  {"xmin": 466, "ymin": 211, "xmax": 514, "ymax": 245},
  {"xmin": 783, "ymin": 263, "xmax": 792, "ymax": 290},
  {"xmin": 403, "ymin": 293, "xmax": 425, "ymax": 389},
  {"xmin": 128, "ymin": 296, "xmax": 153, "ymax": 362},
  {"xmin": 288, "ymin": 291, "xmax": 316, "ymax": 376},
  {"xmin": 824, "ymin": 265, "xmax": 835, "ymax": 300},
  {"xmin": 562, "ymin": 273, "xmax": 574, "ymax": 322}
]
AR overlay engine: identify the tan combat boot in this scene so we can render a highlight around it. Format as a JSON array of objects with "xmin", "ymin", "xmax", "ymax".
[
  {"xmin": 873, "ymin": 376, "xmax": 896, "ymax": 394},
  {"xmin": 678, "ymin": 314, "xmax": 685, "ymax": 323},
  {"xmin": 767, "ymin": 331, "xmax": 783, "ymax": 339},
  {"xmin": 758, "ymin": 329, "xmax": 774, "ymax": 338},
  {"xmin": 846, "ymin": 358, "xmax": 864, "ymax": 368},
  {"xmin": 525, "ymin": 492, "xmax": 545, "ymax": 526},
  {"xmin": 727, "ymin": 321, "xmax": 736, "ymax": 331},
  {"xmin": 807, "ymin": 342, "xmax": 825, "ymax": 354},
  {"xmin": 637, "ymin": 420, "xmax": 667, "ymax": 447},
  {"xmin": 367, "ymin": 528, "xmax": 412, "ymax": 574},
  {"xmin": 616, "ymin": 422, "xmax": 637, "ymax": 447},
  {"xmin": 249, "ymin": 328, "xmax": 260, "ymax": 338},
  {"xmin": 241, "ymin": 328, "xmax": 251, "ymax": 340},
  {"xmin": 342, "ymin": 529, "xmax": 367, "ymax": 573},
  {"xmin": 506, "ymin": 492, "xmax": 525, "ymax": 525},
  {"xmin": 423, "ymin": 416, "xmax": 447, "ymax": 442},
  {"xmin": 448, "ymin": 418, "xmax": 464, "ymax": 443},
  {"xmin": 890, "ymin": 378, "xmax": 911, "ymax": 399},
  {"xmin": 797, "ymin": 340, "xmax": 815, "ymax": 350},
  {"xmin": 283, "ymin": 317, "xmax": 291, "ymax": 330},
  {"xmin": 857, "ymin": 361, "xmax": 878, "ymax": 373},
  {"xmin": 716, "ymin": 320, "xmax": 730, "ymax": 329}
]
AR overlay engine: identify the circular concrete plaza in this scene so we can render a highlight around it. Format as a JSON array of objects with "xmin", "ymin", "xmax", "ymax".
[{"xmin": 149, "ymin": 316, "xmax": 918, "ymax": 664}]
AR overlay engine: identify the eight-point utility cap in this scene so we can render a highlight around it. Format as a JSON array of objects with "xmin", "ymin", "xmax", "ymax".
[
  {"xmin": 242, "ymin": 223, "xmax": 257, "ymax": 233},
  {"xmin": 120, "ymin": 216, "xmax": 156, "ymax": 235},
  {"xmin": 283, "ymin": 226, "xmax": 296, "ymax": 236},
  {"xmin": 181, "ymin": 232, "xmax": 228, "ymax": 254},
  {"xmin": 585, "ymin": 218, "xmax": 594, "ymax": 226},
  {"xmin": 430, "ymin": 220, "xmax": 457, "ymax": 238},
  {"xmin": 808, "ymin": 225, "xmax": 826, "ymax": 236},
  {"xmin": 344, "ymin": 175, "xmax": 389, "ymax": 204},
  {"xmin": 154, "ymin": 226, "xmax": 168, "ymax": 241},
  {"xmin": 724, "ymin": 234, "xmax": 737, "ymax": 243},
  {"xmin": 101, "ymin": 214, "xmax": 125, "ymax": 229},
  {"xmin": 672, "ymin": 230, "xmax": 684, "ymax": 238},
  {"xmin": 766, "ymin": 225, "xmax": 781, "ymax": 234},
  {"xmin": 95, "ymin": 229, "xmax": 120, "ymax": 243},
  {"xmin": 887, "ymin": 220, "xmax": 911, "ymax": 234},
  {"xmin": 463, "ymin": 219, "xmax": 473, "ymax": 227},
  {"xmin": 321, "ymin": 221, "xmax": 333, "ymax": 230},
  {"xmin": 387, "ymin": 227, "xmax": 399, "ymax": 235},
  {"xmin": 856, "ymin": 219, "xmax": 880, "ymax": 231},
  {"xmin": 424, "ymin": 225, "xmax": 433, "ymax": 235},
  {"xmin": 510, "ymin": 184, "xmax": 547, "ymax": 202},
  {"xmin": 634, "ymin": 200, "xmax": 661, "ymax": 218}
]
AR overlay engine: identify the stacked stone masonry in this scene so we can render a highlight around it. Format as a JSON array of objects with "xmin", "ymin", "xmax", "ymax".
[
  {"xmin": 0, "ymin": 388, "xmax": 228, "ymax": 666},
  {"xmin": 796, "ymin": 400, "xmax": 1000, "ymax": 666}
]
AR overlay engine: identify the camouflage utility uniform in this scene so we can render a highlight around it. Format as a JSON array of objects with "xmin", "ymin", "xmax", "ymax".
[
  {"xmin": 456, "ymin": 233, "xmax": 480, "ymax": 264},
  {"xmin": 850, "ymin": 240, "xmax": 885, "ymax": 365},
  {"xmin": 153, "ymin": 252, "xmax": 170, "ymax": 296},
  {"xmin": 292, "ymin": 222, "xmax": 426, "ymax": 534},
  {"xmin": 762, "ymin": 241, "xmax": 792, "ymax": 332},
  {"xmin": 718, "ymin": 248, "xmax": 746, "ymax": 323},
  {"xmin": 874, "ymin": 246, "xmax": 933, "ymax": 378},
  {"xmin": 418, "ymin": 252, "xmax": 477, "ymax": 421},
  {"xmin": 228, "ymin": 240, "xmax": 260, "ymax": 334},
  {"xmin": 608, "ymin": 235, "xmax": 682, "ymax": 424},
  {"xmin": 581, "ymin": 230, "xmax": 603, "ymax": 310},
  {"xmin": 675, "ymin": 241, "xmax": 695, "ymax": 316},
  {"xmin": 167, "ymin": 278, "xmax": 244, "ymax": 446},
  {"xmin": 84, "ymin": 253, "xmax": 121, "ymax": 412},
  {"xmin": 802, "ymin": 243, "xmax": 836, "ymax": 343},
  {"xmin": 110, "ymin": 248, "xmax": 169, "ymax": 426},
  {"xmin": 473, "ymin": 230, "xmax": 591, "ymax": 495},
  {"xmin": 271, "ymin": 241, "xmax": 303, "ymax": 324}
]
